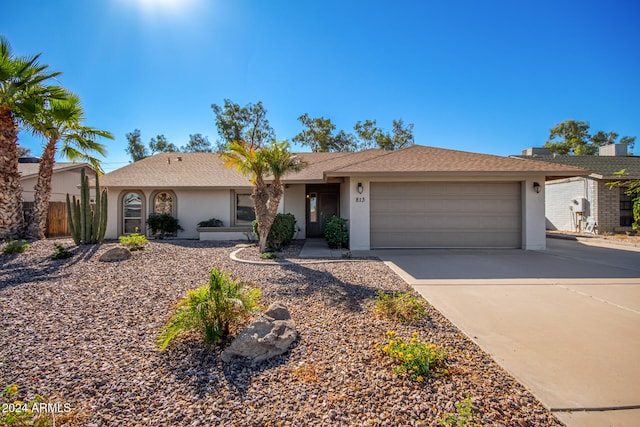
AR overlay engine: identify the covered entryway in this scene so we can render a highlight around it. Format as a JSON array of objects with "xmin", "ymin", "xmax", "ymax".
[
  {"xmin": 305, "ymin": 184, "xmax": 340, "ymax": 237},
  {"xmin": 370, "ymin": 182, "xmax": 522, "ymax": 248}
]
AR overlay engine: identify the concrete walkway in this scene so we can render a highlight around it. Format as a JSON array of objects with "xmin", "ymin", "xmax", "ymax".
[
  {"xmin": 299, "ymin": 238, "xmax": 349, "ymax": 258},
  {"xmin": 370, "ymin": 239, "xmax": 640, "ymax": 427}
]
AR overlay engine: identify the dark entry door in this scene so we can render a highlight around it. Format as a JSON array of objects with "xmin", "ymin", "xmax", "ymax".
[{"xmin": 306, "ymin": 187, "xmax": 339, "ymax": 237}]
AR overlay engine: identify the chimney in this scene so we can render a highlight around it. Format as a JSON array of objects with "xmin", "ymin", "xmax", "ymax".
[
  {"xmin": 522, "ymin": 147, "xmax": 552, "ymax": 156},
  {"xmin": 598, "ymin": 143, "xmax": 628, "ymax": 157}
]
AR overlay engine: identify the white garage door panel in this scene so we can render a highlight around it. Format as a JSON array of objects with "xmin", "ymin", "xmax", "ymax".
[{"xmin": 370, "ymin": 182, "xmax": 522, "ymax": 248}]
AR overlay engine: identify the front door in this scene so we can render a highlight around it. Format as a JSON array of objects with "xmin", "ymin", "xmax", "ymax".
[{"xmin": 306, "ymin": 185, "xmax": 340, "ymax": 237}]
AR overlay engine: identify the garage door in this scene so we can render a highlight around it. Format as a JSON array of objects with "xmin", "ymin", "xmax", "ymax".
[{"xmin": 370, "ymin": 182, "xmax": 522, "ymax": 248}]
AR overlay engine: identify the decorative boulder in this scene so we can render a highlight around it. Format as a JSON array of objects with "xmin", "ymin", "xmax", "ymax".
[
  {"xmin": 221, "ymin": 302, "xmax": 297, "ymax": 363},
  {"xmin": 98, "ymin": 247, "xmax": 131, "ymax": 262}
]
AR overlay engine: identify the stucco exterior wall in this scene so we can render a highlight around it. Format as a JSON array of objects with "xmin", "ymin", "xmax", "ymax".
[
  {"xmin": 105, "ymin": 188, "xmax": 234, "ymax": 239},
  {"xmin": 282, "ymin": 184, "xmax": 306, "ymax": 238},
  {"xmin": 521, "ymin": 177, "xmax": 546, "ymax": 250},
  {"xmin": 348, "ymin": 178, "xmax": 371, "ymax": 251},
  {"xmin": 21, "ymin": 166, "xmax": 94, "ymax": 202}
]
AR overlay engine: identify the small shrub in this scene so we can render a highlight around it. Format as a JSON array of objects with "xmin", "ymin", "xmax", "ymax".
[
  {"xmin": 439, "ymin": 395, "xmax": 480, "ymax": 427},
  {"xmin": 381, "ymin": 331, "xmax": 447, "ymax": 381},
  {"xmin": 198, "ymin": 218, "xmax": 224, "ymax": 227},
  {"xmin": 146, "ymin": 213, "xmax": 183, "ymax": 239},
  {"xmin": 252, "ymin": 213, "xmax": 296, "ymax": 250},
  {"xmin": 374, "ymin": 290, "xmax": 427, "ymax": 323},
  {"xmin": 260, "ymin": 252, "xmax": 277, "ymax": 260},
  {"xmin": 341, "ymin": 250, "xmax": 352, "ymax": 259},
  {"xmin": 324, "ymin": 216, "xmax": 348, "ymax": 248},
  {"xmin": 119, "ymin": 233, "xmax": 148, "ymax": 251},
  {"xmin": 2, "ymin": 240, "xmax": 30, "ymax": 255},
  {"xmin": 157, "ymin": 268, "xmax": 262, "ymax": 350},
  {"xmin": 51, "ymin": 243, "xmax": 73, "ymax": 260}
]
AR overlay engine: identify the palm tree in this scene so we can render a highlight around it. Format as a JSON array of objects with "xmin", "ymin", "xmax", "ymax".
[
  {"xmin": 0, "ymin": 36, "xmax": 65, "ymax": 240},
  {"xmin": 222, "ymin": 140, "xmax": 306, "ymax": 253},
  {"xmin": 27, "ymin": 92, "xmax": 112, "ymax": 239}
]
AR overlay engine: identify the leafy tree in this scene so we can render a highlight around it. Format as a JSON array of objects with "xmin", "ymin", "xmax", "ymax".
[
  {"xmin": 292, "ymin": 113, "xmax": 357, "ymax": 152},
  {"xmin": 0, "ymin": 36, "xmax": 65, "ymax": 239},
  {"xmin": 354, "ymin": 119, "xmax": 414, "ymax": 150},
  {"xmin": 544, "ymin": 120, "xmax": 636, "ymax": 155},
  {"xmin": 27, "ymin": 91, "xmax": 112, "ymax": 239},
  {"xmin": 221, "ymin": 140, "xmax": 306, "ymax": 253},
  {"xmin": 125, "ymin": 129, "xmax": 148, "ymax": 161},
  {"xmin": 17, "ymin": 145, "xmax": 31, "ymax": 157},
  {"xmin": 149, "ymin": 134, "xmax": 178, "ymax": 154},
  {"xmin": 181, "ymin": 133, "xmax": 212, "ymax": 152},
  {"xmin": 211, "ymin": 99, "xmax": 274, "ymax": 149}
]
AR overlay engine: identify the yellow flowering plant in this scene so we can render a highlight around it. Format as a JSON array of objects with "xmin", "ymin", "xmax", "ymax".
[{"xmin": 381, "ymin": 331, "xmax": 447, "ymax": 381}]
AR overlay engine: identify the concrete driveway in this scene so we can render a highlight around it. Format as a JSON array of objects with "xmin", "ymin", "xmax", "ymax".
[{"xmin": 370, "ymin": 238, "xmax": 640, "ymax": 427}]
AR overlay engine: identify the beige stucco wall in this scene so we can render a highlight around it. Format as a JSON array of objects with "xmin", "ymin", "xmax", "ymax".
[
  {"xmin": 21, "ymin": 166, "xmax": 94, "ymax": 202},
  {"xmin": 105, "ymin": 188, "xmax": 237, "ymax": 239},
  {"xmin": 282, "ymin": 184, "xmax": 306, "ymax": 238}
]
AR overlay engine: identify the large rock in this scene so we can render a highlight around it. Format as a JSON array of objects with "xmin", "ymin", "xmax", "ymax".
[
  {"xmin": 98, "ymin": 247, "xmax": 131, "ymax": 262},
  {"xmin": 221, "ymin": 302, "xmax": 297, "ymax": 363}
]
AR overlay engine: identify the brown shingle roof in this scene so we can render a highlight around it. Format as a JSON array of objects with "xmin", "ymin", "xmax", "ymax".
[
  {"xmin": 102, "ymin": 146, "xmax": 589, "ymax": 188},
  {"xmin": 101, "ymin": 152, "xmax": 252, "ymax": 188},
  {"xmin": 326, "ymin": 145, "xmax": 590, "ymax": 177}
]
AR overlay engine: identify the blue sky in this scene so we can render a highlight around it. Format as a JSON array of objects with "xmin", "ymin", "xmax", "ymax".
[{"xmin": 3, "ymin": 0, "xmax": 639, "ymax": 172}]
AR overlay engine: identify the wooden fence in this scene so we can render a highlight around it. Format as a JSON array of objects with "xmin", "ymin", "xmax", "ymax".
[{"xmin": 23, "ymin": 201, "xmax": 70, "ymax": 237}]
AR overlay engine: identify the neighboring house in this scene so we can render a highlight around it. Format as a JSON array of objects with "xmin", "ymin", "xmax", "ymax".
[
  {"xmin": 100, "ymin": 145, "xmax": 586, "ymax": 250},
  {"xmin": 518, "ymin": 144, "xmax": 640, "ymax": 234},
  {"xmin": 19, "ymin": 158, "xmax": 97, "ymax": 237}
]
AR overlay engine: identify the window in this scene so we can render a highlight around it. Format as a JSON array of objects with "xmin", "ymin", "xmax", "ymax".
[
  {"xmin": 235, "ymin": 193, "xmax": 255, "ymax": 225},
  {"xmin": 309, "ymin": 192, "xmax": 318, "ymax": 223},
  {"xmin": 153, "ymin": 192, "xmax": 173, "ymax": 214},
  {"xmin": 123, "ymin": 192, "xmax": 143, "ymax": 234},
  {"xmin": 620, "ymin": 188, "xmax": 633, "ymax": 227}
]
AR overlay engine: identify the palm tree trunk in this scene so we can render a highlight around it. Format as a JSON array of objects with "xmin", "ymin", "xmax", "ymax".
[
  {"xmin": 27, "ymin": 139, "xmax": 57, "ymax": 239},
  {"xmin": 0, "ymin": 106, "xmax": 25, "ymax": 240},
  {"xmin": 253, "ymin": 177, "xmax": 272, "ymax": 253}
]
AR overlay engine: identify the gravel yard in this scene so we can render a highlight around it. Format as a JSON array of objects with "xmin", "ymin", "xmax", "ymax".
[{"xmin": 1, "ymin": 239, "xmax": 562, "ymax": 426}]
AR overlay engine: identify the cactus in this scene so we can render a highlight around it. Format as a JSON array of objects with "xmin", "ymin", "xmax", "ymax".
[{"xmin": 66, "ymin": 169, "xmax": 108, "ymax": 245}]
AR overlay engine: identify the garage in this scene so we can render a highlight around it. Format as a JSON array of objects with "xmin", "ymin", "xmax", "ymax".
[{"xmin": 370, "ymin": 182, "xmax": 522, "ymax": 248}]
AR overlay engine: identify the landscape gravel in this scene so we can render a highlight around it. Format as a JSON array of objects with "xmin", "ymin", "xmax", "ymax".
[{"xmin": 0, "ymin": 238, "xmax": 563, "ymax": 426}]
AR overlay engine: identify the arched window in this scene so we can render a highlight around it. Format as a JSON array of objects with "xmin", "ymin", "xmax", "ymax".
[
  {"xmin": 122, "ymin": 192, "xmax": 143, "ymax": 234},
  {"xmin": 153, "ymin": 192, "xmax": 174, "ymax": 215}
]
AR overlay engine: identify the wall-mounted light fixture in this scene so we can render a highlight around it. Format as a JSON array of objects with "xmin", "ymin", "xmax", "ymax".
[
  {"xmin": 533, "ymin": 182, "xmax": 541, "ymax": 194},
  {"xmin": 357, "ymin": 182, "xmax": 364, "ymax": 194}
]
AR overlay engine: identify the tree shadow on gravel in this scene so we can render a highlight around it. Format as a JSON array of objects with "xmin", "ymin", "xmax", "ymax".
[
  {"xmin": 0, "ymin": 243, "xmax": 103, "ymax": 291},
  {"xmin": 158, "ymin": 336, "xmax": 295, "ymax": 399},
  {"xmin": 272, "ymin": 262, "xmax": 379, "ymax": 313}
]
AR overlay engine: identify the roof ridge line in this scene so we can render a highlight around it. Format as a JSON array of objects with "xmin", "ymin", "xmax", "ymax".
[{"xmin": 329, "ymin": 147, "xmax": 405, "ymax": 172}]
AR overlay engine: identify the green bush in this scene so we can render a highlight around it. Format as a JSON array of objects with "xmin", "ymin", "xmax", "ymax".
[
  {"xmin": 252, "ymin": 213, "xmax": 296, "ymax": 250},
  {"xmin": 382, "ymin": 331, "xmax": 448, "ymax": 381},
  {"xmin": 157, "ymin": 268, "xmax": 262, "ymax": 350},
  {"xmin": 146, "ymin": 213, "xmax": 183, "ymax": 239},
  {"xmin": 374, "ymin": 290, "xmax": 427, "ymax": 323},
  {"xmin": 324, "ymin": 216, "xmax": 348, "ymax": 249},
  {"xmin": 2, "ymin": 240, "xmax": 30, "ymax": 255},
  {"xmin": 198, "ymin": 218, "xmax": 224, "ymax": 227},
  {"xmin": 260, "ymin": 252, "xmax": 277, "ymax": 260},
  {"xmin": 119, "ymin": 233, "xmax": 148, "ymax": 251},
  {"xmin": 51, "ymin": 243, "xmax": 73, "ymax": 260}
]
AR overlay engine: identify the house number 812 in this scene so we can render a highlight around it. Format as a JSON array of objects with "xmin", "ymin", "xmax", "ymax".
[{"xmin": 355, "ymin": 197, "xmax": 365, "ymax": 203}]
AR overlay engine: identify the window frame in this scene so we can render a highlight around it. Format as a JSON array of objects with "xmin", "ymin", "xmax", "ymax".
[
  {"xmin": 620, "ymin": 187, "xmax": 633, "ymax": 227},
  {"xmin": 232, "ymin": 190, "xmax": 255, "ymax": 226},
  {"xmin": 120, "ymin": 191, "xmax": 146, "ymax": 236}
]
